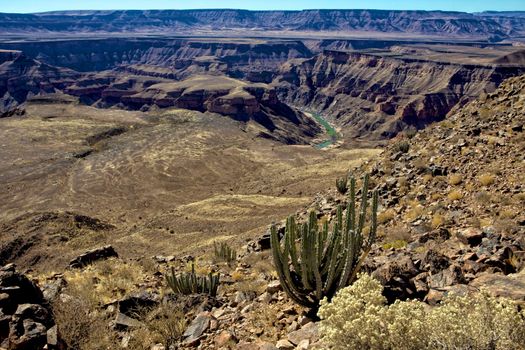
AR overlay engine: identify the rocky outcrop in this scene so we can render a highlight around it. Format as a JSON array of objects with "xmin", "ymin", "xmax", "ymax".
[
  {"xmin": 68, "ymin": 245, "xmax": 119, "ymax": 268},
  {"xmin": 274, "ymin": 50, "xmax": 525, "ymax": 139},
  {"xmin": 0, "ymin": 264, "xmax": 60, "ymax": 350}
]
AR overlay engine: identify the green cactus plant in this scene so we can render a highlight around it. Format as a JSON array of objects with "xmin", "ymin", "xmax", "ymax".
[
  {"xmin": 336, "ymin": 173, "xmax": 349, "ymax": 194},
  {"xmin": 271, "ymin": 174, "xmax": 378, "ymax": 308},
  {"xmin": 214, "ymin": 241, "xmax": 237, "ymax": 263},
  {"xmin": 165, "ymin": 263, "xmax": 220, "ymax": 297}
]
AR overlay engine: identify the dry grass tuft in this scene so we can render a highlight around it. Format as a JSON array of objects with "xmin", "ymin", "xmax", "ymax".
[
  {"xmin": 378, "ymin": 209, "xmax": 396, "ymax": 224},
  {"xmin": 447, "ymin": 190, "xmax": 463, "ymax": 201},
  {"xmin": 448, "ymin": 174, "xmax": 463, "ymax": 186},
  {"xmin": 478, "ymin": 173, "xmax": 496, "ymax": 186},
  {"xmin": 127, "ymin": 304, "xmax": 186, "ymax": 350},
  {"xmin": 63, "ymin": 259, "xmax": 146, "ymax": 306},
  {"xmin": 53, "ymin": 296, "xmax": 119, "ymax": 350},
  {"xmin": 431, "ymin": 213, "xmax": 447, "ymax": 229}
]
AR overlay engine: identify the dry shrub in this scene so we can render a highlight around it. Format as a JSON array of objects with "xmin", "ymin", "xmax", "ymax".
[
  {"xmin": 499, "ymin": 210, "xmax": 516, "ymax": 220},
  {"xmin": 514, "ymin": 192, "xmax": 525, "ymax": 204},
  {"xmin": 431, "ymin": 213, "xmax": 447, "ymax": 229},
  {"xmin": 448, "ymin": 174, "xmax": 463, "ymax": 186},
  {"xmin": 494, "ymin": 219, "xmax": 519, "ymax": 235},
  {"xmin": 64, "ymin": 259, "xmax": 145, "ymax": 305},
  {"xmin": 479, "ymin": 173, "xmax": 496, "ymax": 186},
  {"xmin": 430, "ymin": 192, "xmax": 442, "ymax": 201},
  {"xmin": 319, "ymin": 274, "xmax": 525, "ymax": 350},
  {"xmin": 394, "ymin": 141, "xmax": 410, "ymax": 154},
  {"xmin": 413, "ymin": 158, "xmax": 428, "ymax": 172},
  {"xmin": 384, "ymin": 225, "xmax": 411, "ymax": 243},
  {"xmin": 422, "ymin": 174, "xmax": 433, "ymax": 184},
  {"xmin": 382, "ymin": 240, "xmax": 407, "ymax": 250},
  {"xmin": 235, "ymin": 279, "xmax": 266, "ymax": 295},
  {"xmin": 53, "ymin": 297, "xmax": 119, "ymax": 350},
  {"xmin": 231, "ymin": 270, "xmax": 244, "ymax": 282},
  {"xmin": 475, "ymin": 191, "xmax": 492, "ymax": 204},
  {"xmin": 378, "ymin": 208, "xmax": 396, "ymax": 224},
  {"xmin": 447, "ymin": 190, "xmax": 464, "ymax": 201},
  {"xmin": 127, "ymin": 304, "xmax": 186, "ymax": 350},
  {"xmin": 243, "ymin": 251, "xmax": 276, "ymax": 278},
  {"xmin": 404, "ymin": 205, "xmax": 424, "ymax": 222}
]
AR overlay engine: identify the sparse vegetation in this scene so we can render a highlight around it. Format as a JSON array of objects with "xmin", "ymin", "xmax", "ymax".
[
  {"xmin": 53, "ymin": 295, "xmax": 119, "ymax": 350},
  {"xmin": 271, "ymin": 174, "xmax": 378, "ymax": 308},
  {"xmin": 128, "ymin": 304, "xmax": 186, "ymax": 349},
  {"xmin": 431, "ymin": 213, "xmax": 446, "ymax": 229},
  {"xmin": 382, "ymin": 239, "xmax": 407, "ymax": 250},
  {"xmin": 377, "ymin": 208, "xmax": 396, "ymax": 224}
]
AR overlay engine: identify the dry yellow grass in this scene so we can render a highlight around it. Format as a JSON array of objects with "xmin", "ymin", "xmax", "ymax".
[
  {"xmin": 378, "ymin": 208, "xmax": 396, "ymax": 224},
  {"xmin": 447, "ymin": 190, "xmax": 464, "ymax": 201},
  {"xmin": 431, "ymin": 213, "xmax": 446, "ymax": 229},
  {"xmin": 404, "ymin": 205, "xmax": 424, "ymax": 222},
  {"xmin": 448, "ymin": 174, "xmax": 463, "ymax": 186},
  {"xmin": 422, "ymin": 174, "xmax": 433, "ymax": 183},
  {"xmin": 478, "ymin": 173, "xmax": 496, "ymax": 186},
  {"xmin": 63, "ymin": 259, "xmax": 146, "ymax": 305}
]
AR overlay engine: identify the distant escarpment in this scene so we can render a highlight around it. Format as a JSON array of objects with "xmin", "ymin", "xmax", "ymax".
[
  {"xmin": 0, "ymin": 51, "xmax": 79, "ymax": 116},
  {"xmin": 1, "ymin": 10, "xmax": 525, "ymax": 40},
  {"xmin": 274, "ymin": 50, "xmax": 525, "ymax": 139},
  {"xmin": 65, "ymin": 74, "xmax": 321, "ymax": 144}
]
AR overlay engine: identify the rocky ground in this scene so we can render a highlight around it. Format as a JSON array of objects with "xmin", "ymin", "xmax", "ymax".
[{"xmin": 2, "ymin": 74, "xmax": 524, "ymax": 349}]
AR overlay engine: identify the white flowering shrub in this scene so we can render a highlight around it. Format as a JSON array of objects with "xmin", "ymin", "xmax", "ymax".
[{"xmin": 318, "ymin": 274, "xmax": 525, "ymax": 350}]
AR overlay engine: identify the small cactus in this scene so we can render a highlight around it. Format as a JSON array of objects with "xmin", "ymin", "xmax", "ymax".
[
  {"xmin": 165, "ymin": 264, "xmax": 220, "ymax": 297},
  {"xmin": 271, "ymin": 173, "xmax": 378, "ymax": 309},
  {"xmin": 214, "ymin": 242, "xmax": 237, "ymax": 263}
]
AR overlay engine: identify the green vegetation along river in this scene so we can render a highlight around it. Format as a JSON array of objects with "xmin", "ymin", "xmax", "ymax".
[{"xmin": 311, "ymin": 113, "xmax": 340, "ymax": 149}]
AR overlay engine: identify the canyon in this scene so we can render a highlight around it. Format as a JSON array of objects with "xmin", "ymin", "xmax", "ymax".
[
  {"xmin": 1, "ymin": 8, "xmax": 525, "ymax": 350},
  {"xmin": 2, "ymin": 35, "xmax": 525, "ymax": 141},
  {"xmin": 2, "ymin": 8, "xmax": 525, "ymax": 270}
]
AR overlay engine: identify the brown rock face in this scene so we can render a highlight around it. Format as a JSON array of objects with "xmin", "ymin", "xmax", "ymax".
[{"xmin": 0, "ymin": 53, "xmax": 79, "ymax": 116}]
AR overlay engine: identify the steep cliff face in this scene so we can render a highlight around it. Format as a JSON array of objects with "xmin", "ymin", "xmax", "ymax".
[
  {"xmin": 274, "ymin": 50, "xmax": 525, "ymax": 139},
  {"xmin": 1, "ymin": 39, "xmax": 312, "ymax": 80},
  {"xmin": 1, "ymin": 10, "xmax": 525, "ymax": 39},
  {"xmin": 0, "ymin": 51, "xmax": 79, "ymax": 116}
]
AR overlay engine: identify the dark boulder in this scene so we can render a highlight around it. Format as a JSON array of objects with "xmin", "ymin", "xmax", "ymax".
[{"xmin": 68, "ymin": 245, "xmax": 118, "ymax": 268}]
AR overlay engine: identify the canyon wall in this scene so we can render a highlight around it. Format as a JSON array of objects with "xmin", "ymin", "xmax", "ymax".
[{"xmin": 274, "ymin": 50, "xmax": 525, "ymax": 138}]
